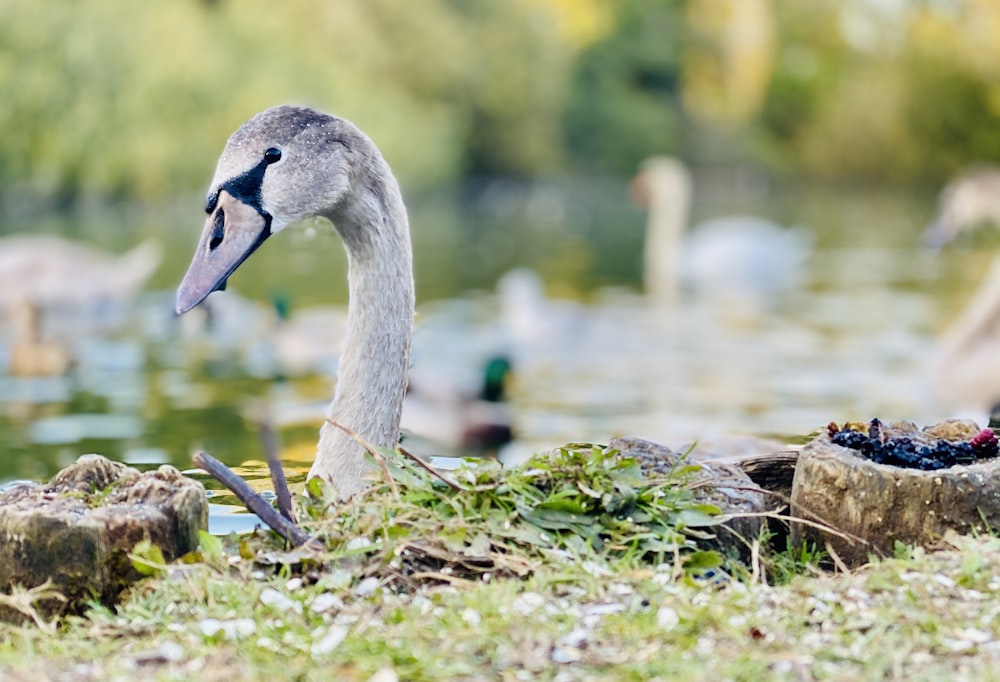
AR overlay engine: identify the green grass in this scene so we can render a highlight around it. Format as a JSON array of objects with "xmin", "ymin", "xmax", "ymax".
[{"xmin": 1, "ymin": 446, "xmax": 999, "ymax": 680}]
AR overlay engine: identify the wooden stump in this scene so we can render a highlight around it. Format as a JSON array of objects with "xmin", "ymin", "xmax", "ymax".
[
  {"xmin": 0, "ymin": 454, "xmax": 207, "ymax": 622},
  {"xmin": 790, "ymin": 420, "xmax": 1000, "ymax": 567}
]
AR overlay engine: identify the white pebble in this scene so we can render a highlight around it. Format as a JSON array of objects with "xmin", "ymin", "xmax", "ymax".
[
  {"xmin": 310, "ymin": 593, "xmax": 340, "ymax": 614},
  {"xmin": 354, "ymin": 577, "xmax": 380, "ymax": 596},
  {"xmin": 557, "ymin": 628, "xmax": 588, "ymax": 648},
  {"xmin": 551, "ymin": 646, "xmax": 582, "ymax": 664},
  {"xmin": 346, "ymin": 537, "xmax": 373, "ymax": 551},
  {"xmin": 657, "ymin": 606, "xmax": 679, "ymax": 630},
  {"xmin": 260, "ymin": 587, "xmax": 302, "ymax": 614},
  {"xmin": 311, "ymin": 625, "xmax": 349, "ymax": 656},
  {"xmin": 512, "ymin": 592, "xmax": 546, "ymax": 616},
  {"xmin": 367, "ymin": 669, "xmax": 399, "ymax": 682},
  {"xmin": 584, "ymin": 602, "xmax": 625, "ymax": 617},
  {"xmin": 199, "ymin": 618, "xmax": 256, "ymax": 640}
]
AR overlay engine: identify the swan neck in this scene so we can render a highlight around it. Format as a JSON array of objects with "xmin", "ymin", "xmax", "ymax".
[
  {"xmin": 644, "ymin": 180, "xmax": 691, "ymax": 301},
  {"xmin": 310, "ymin": 165, "xmax": 414, "ymax": 499}
]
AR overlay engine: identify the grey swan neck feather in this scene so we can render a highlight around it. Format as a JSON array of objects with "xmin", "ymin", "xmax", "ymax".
[{"xmin": 175, "ymin": 105, "xmax": 414, "ymax": 500}]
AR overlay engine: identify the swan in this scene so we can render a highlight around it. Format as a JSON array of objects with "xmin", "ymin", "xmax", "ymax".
[
  {"xmin": 927, "ymin": 167, "xmax": 1000, "ymax": 412},
  {"xmin": 931, "ymin": 253, "xmax": 1000, "ymax": 413},
  {"xmin": 175, "ymin": 105, "xmax": 414, "ymax": 500},
  {"xmin": 630, "ymin": 156, "xmax": 812, "ymax": 303},
  {"xmin": 0, "ymin": 236, "xmax": 161, "ymax": 375},
  {"xmin": 923, "ymin": 165, "xmax": 1000, "ymax": 248},
  {"xmin": 495, "ymin": 267, "xmax": 583, "ymax": 344}
]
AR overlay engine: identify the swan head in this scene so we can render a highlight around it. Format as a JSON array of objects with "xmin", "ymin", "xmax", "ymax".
[
  {"xmin": 630, "ymin": 156, "xmax": 692, "ymax": 209},
  {"xmin": 924, "ymin": 166, "xmax": 1000, "ymax": 250},
  {"xmin": 176, "ymin": 106, "xmax": 361, "ymax": 314}
]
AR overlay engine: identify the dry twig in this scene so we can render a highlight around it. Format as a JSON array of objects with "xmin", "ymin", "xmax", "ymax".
[
  {"xmin": 258, "ymin": 418, "xmax": 294, "ymax": 523},
  {"xmin": 325, "ymin": 419, "xmax": 399, "ymax": 498},
  {"xmin": 192, "ymin": 451, "xmax": 318, "ymax": 549}
]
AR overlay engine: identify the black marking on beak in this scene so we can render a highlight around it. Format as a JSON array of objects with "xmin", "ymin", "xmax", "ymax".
[
  {"xmin": 177, "ymin": 147, "xmax": 284, "ymax": 315},
  {"xmin": 209, "ymin": 210, "xmax": 226, "ymax": 251},
  {"xmin": 207, "ymin": 145, "xmax": 283, "ymax": 220}
]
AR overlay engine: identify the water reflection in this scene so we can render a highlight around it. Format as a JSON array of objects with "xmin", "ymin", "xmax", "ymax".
[{"xmin": 0, "ymin": 182, "xmax": 986, "ymax": 530}]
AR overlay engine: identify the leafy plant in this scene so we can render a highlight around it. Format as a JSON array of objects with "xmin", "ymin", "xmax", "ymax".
[{"xmin": 302, "ymin": 443, "xmax": 725, "ymax": 588}]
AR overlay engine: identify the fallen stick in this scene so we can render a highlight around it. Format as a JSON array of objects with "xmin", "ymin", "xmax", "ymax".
[
  {"xmin": 397, "ymin": 445, "xmax": 463, "ymax": 492},
  {"xmin": 324, "ymin": 419, "xmax": 399, "ymax": 498},
  {"xmin": 193, "ymin": 451, "xmax": 317, "ymax": 549},
  {"xmin": 258, "ymin": 419, "xmax": 294, "ymax": 523}
]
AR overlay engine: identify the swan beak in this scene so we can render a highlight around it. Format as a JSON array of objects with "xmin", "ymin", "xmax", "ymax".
[
  {"xmin": 175, "ymin": 192, "xmax": 271, "ymax": 314},
  {"xmin": 921, "ymin": 217, "xmax": 950, "ymax": 252}
]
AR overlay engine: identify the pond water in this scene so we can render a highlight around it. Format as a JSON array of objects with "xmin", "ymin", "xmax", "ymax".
[{"xmin": 0, "ymin": 176, "xmax": 991, "ymax": 532}]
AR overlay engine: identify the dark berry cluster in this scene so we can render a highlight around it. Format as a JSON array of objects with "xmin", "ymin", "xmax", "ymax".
[{"xmin": 828, "ymin": 419, "xmax": 999, "ymax": 470}]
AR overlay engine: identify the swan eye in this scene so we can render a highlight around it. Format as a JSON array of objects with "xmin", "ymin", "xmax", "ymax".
[
  {"xmin": 263, "ymin": 147, "xmax": 282, "ymax": 164},
  {"xmin": 208, "ymin": 209, "xmax": 225, "ymax": 251}
]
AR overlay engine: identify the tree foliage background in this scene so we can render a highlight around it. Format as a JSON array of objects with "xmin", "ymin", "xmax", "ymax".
[{"xmin": 1, "ymin": 0, "xmax": 998, "ymax": 204}]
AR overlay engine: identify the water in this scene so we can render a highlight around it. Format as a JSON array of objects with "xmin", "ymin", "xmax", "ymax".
[{"xmin": 0, "ymin": 178, "xmax": 988, "ymax": 531}]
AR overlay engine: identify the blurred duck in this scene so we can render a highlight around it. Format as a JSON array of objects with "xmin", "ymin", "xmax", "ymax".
[
  {"xmin": 0, "ymin": 235, "xmax": 161, "ymax": 375},
  {"xmin": 8, "ymin": 300, "xmax": 71, "ymax": 375},
  {"xmin": 927, "ymin": 167, "xmax": 1000, "ymax": 412},
  {"xmin": 264, "ymin": 294, "xmax": 347, "ymax": 377},
  {"xmin": 923, "ymin": 165, "xmax": 1000, "ymax": 249},
  {"xmin": 630, "ymin": 156, "xmax": 812, "ymax": 303},
  {"xmin": 400, "ymin": 355, "xmax": 514, "ymax": 455},
  {"xmin": 173, "ymin": 291, "xmax": 347, "ymax": 377}
]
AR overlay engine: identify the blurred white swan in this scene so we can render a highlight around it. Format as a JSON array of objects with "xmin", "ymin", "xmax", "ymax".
[
  {"xmin": 923, "ymin": 165, "xmax": 1000, "ymax": 248},
  {"xmin": 495, "ymin": 267, "xmax": 583, "ymax": 344},
  {"xmin": 927, "ymin": 167, "xmax": 1000, "ymax": 412},
  {"xmin": 631, "ymin": 156, "xmax": 813, "ymax": 304},
  {"xmin": 0, "ymin": 235, "xmax": 161, "ymax": 375},
  {"xmin": 932, "ymin": 254, "xmax": 1000, "ymax": 413}
]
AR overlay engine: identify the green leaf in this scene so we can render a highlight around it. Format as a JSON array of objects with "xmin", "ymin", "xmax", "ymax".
[
  {"xmin": 520, "ymin": 507, "xmax": 596, "ymax": 531},
  {"xmin": 683, "ymin": 550, "xmax": 724, "ymax": 571},
  {"xmin": 198, "ymin": 530, "xmax": 223, "ymax": 558},
  {"xmin": 673, "ymin": 508, "xmax": 723, "ymax": 528},
  {"xmin": 537, "ymin": 496, "xmax": 590, "ymax": 514},
  {"xmin": 130, "ymin": 539, "xmax": 167, "ymax": 576}
]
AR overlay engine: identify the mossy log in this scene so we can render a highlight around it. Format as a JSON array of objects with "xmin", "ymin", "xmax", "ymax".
[
  {"xmin": 790, "ymin": 422, "xmax": 1000, "ymax": 568},
  {"xmin": 0, "ymin": 455, "xmax": 207, "ymax": 622}
]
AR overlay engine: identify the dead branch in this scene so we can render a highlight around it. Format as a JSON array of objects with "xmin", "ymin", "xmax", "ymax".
[{"xmin": 192, "ymin": 451, "xmax": 318, "ymax": 549}]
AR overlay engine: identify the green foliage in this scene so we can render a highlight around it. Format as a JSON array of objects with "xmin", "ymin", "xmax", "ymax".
[
  {"xmin": 902, "ymin": 54, "xmax": 1000, "ymax": 180},
  {"xmin": 129, "ymin": 539, "xmax": 167, "ymax": 577},
  {"xmin": 562, "ymin": 0, "xmax": 687, "ymax": 174},
  {"xmin": 764, "ymin": 536, "xmax": 827, "ymax": 585},
  {"xmin": 756, "ymin": 2, "xmax": 1000, "ymax": 184},
  {"xmin": 197, "ymin": 530, "xmax": 224, "ymax": 559},
  {"xmin": 6, "ymin": 534, "xmax": 1000, "ymax": 679},
  {"xmin": 0, "ymin": 0, "xmax": 569, "ymax": 202},
  {"xmin": 305, "ymin": 443, "xmax": 724, "ymax": 583},
  {"xmin": 2, "ymin": 1, "xmax": 1000, "ymax": 201}
]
